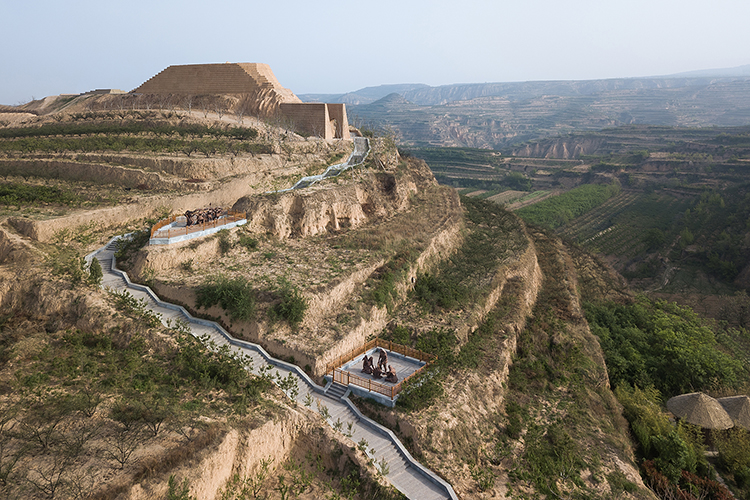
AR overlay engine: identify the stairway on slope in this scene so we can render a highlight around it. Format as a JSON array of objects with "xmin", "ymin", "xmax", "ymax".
[{"xmin": 326, "ymin": 382, "xmax": 348, "ymax": 399}]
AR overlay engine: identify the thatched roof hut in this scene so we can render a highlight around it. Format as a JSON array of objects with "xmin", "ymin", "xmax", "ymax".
[
  {"xmin": 717, "ymin": 395, "xmax": 750, "ymax": 430},
  {"xmin": 666, "ymin": 392, "xmax": 734, "ymax": 430}
]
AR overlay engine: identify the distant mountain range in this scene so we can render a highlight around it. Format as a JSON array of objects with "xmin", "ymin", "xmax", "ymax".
[
  {"xmin": 298, "ymin": 64, "xmax": 750, "ymax": 149},
  {"xmin": 298, "ymin": 64, "xmax": 750, "ymax": 106}
]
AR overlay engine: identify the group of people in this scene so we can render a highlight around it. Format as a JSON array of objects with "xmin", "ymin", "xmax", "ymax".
[
  {"xmin": 184, "ymin": 206, "xmax": 225, "ymax": 226},
  {"xmin": 361, "ymin": 348, "xmax": 398, "ymax": 383}
]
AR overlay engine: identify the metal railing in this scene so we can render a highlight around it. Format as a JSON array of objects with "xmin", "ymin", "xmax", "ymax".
[
  {"xmin": 326, "ymin": 338, "xmax": 436, "ymax": 400},
  {"xmin": 150, "ymin": 210, "xmax": 246, "ymax": 240}
]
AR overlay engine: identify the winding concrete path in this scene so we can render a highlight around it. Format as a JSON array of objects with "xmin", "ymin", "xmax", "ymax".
[{"xmin": 85, "ymin": 136, "xmax": 457, "ymax": 499}]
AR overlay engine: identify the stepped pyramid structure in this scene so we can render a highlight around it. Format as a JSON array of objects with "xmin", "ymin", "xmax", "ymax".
[{"xmin": 133, "ymin": 63, "xmax": 349, "ymax": 140}]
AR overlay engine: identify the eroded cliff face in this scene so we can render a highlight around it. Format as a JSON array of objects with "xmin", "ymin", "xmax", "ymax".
[
  {"xmin": 119, "ymin": 405, "xmax": 391, "ymax": 500},
  {"xmin": 233, "ymin": 158, "xmax": 436, "ymax": 240},
  {"xmin": 123, "ymin": 411, "xmax": 304, "ymax": 500},
  {"xmin": 511, "ymin": 136, "xmax": 606, "ymax": 159}
]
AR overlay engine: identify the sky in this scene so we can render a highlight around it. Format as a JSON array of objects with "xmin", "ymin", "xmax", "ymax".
[{"xmin": 2, "ymin": 0, "xmax": 750, "ymax": 105}]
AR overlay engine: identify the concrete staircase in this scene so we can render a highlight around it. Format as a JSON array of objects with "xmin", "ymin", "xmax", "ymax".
[
  {"xmin": 325, "ymin": 382, "xmax": 349, "ymax": 400},
  {"xmin": 87, "ymin": 239, "xmax": 457, "ymax": 500}
]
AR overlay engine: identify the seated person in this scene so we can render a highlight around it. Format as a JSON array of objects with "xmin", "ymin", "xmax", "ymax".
[
  {"xmin": 372, "ymin": 366, "xmax": 383, "ymax": 379},
  {"xmin": 361, "ymin": 355, "xmax": 373, "ymax": 374},
  {"xmin": 384, "ymin": 365, "xmax": 398, "ymax": 383}
]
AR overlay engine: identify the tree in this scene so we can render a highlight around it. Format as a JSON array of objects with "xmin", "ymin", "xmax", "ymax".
[
  {"xmin": 214, "ymin": 99, "xmax": 227, "ymax": 120},
  {"xmin": 26, "ymin": 453, "xmax": 72, "ymax": 499},
  {"xmin": 235, "ymin": 95, "xmax": 253, "ymax": 124},
  {"xmin": 183, "ymin": 95, "xmax": 195, "ymax": 115},
  {"xmin": 88, "ymin": 258, "xmax": 103, "ymax": 286},
  {"xmin": 103, "ymin": 426, "xmax": 144, "ymax": 469},
  {"xmin": 720, "ymin": 290, "xmax": 750, "ymax": 329},
  {"xmin": 643, "ymin": 228, "xmax": 666, "ymax": 250},
  {"xmin": 0, "ymin": 404, "xmax": 25, "ymax": 487},
  {"xmin": 18, "ymin": 394, "xmax": 73, "ymax": 451}
]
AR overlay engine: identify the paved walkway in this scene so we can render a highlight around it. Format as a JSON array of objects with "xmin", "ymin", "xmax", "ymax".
[
  {"xmin": 278, "ymin": 136, "xmax": 370, "ymax": 192},
  {"xmin": 87, "ymin": 238, "xmax": 457, "ymax": 500}
]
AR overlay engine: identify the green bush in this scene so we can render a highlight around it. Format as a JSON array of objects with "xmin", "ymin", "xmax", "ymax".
[
  {"xmin": 269, "ymin": 280, "xmax": 308, "ymax": 329},
  {"xmin": 115, "ymin": 229, "xmax": 151, "ymax": 264},
  {"xmin": 196, "ymin": 275, "xmax": 256, "ymax": 322},
  {"xmin": 238, "ymin": 234, "xmax": 258, "ymax": 251},
  {"xmin": 413, "ymin": 272, "xmax": 462, "ymax": 312},
  {"xmin": 615, "ymin": 385, "xmax": 707, "ymax": 485},
  {"xmin": 217, "ymin": 229, "xmax": 232, "ymax": 255},
  {"xmin": 88, "ymin": 257, "xmax": 103, "ymax": 286},
  {"xmin": 615, "ymin": 385, "xmax": 671, "ymax": 455},
  {"xmin": 395, "ymin": 367, "xmax": 444, "ymax": 411},
  {"xmin": 586, "ymin": 296, "xmax": 743, "ymax": 396},
  {"xmin": 716, "ymin": 428, "xmax": 750, "ymax": 474}
]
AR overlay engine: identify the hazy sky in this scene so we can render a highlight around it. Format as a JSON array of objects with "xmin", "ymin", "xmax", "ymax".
[{"xmin": 2, "ymin": 0, "xmax": 749, "ymax": 105}]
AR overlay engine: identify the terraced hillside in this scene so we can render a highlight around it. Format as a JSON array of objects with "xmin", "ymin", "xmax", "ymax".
[{"xmin": 0, "ymin": 99, "xmax": 670, "ymax": 499}]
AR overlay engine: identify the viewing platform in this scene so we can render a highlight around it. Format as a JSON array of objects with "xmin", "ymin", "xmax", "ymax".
[
  {"xmin": 325, "ymin": 338, "xmax": 436, "ymax": 407},
  {"xmin": 149, "ymin": 210, "xmax": 247, "ymax": 245}
]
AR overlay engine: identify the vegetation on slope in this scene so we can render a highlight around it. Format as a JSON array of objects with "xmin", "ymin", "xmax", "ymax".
[
  {"xmin": 0, "ymin": 280, "xmax": 272, "ymax": 500},
  {"xmin": 586, "ymin": 297, "xmax": 744, "ymax": 396},
  {"xmin": 413, "ymin": 195, "xmax": 527, "ymax": 313},
  {"xmin": 516, "ymin": 182, "xmax": 621, "ymax": 229},
  {"xmin": 584, "ymin": 292, "xmax": 750, "ymax": 498},
  {"xmin": 499, "ymin": 229, "xmax": 647, "ymax": 499}
]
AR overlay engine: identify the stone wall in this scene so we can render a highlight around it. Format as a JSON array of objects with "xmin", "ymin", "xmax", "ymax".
[{"xmin": 279, "ymin": 103, "xmax": 351, "ymax": 140}]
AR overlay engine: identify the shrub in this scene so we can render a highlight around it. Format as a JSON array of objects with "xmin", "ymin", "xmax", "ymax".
[
  {"xmin": 88, "ymin": 257, "xmax": 103, "ymax": 286},
  {"xmin": 217, "ymin": 229, "xmax": 232, "ymax": 255},
  {"xmin": 238, "ymin": 234, "xmax": 258, "ymax": 251},
  {"xmin": 196, "ymin": 275, "xmax": 256, "ymax": 322},
  {"xmin": 115, "ymin": 229, "xmax": 151, "ymax": 264},
  {"xmin": 716, "ymin": 428, "xmax": 750, "ymax": 474},
  {"xmin": 396, "ymin": 367, "xmax": 444, "ymax": 411},
  {"xmin": 586, "ymin": 297, "xmax": 743, "ymax": 396},
  {"xmin": 269, "ymin": 279, "xmax": 308, "ymax": 329}
]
